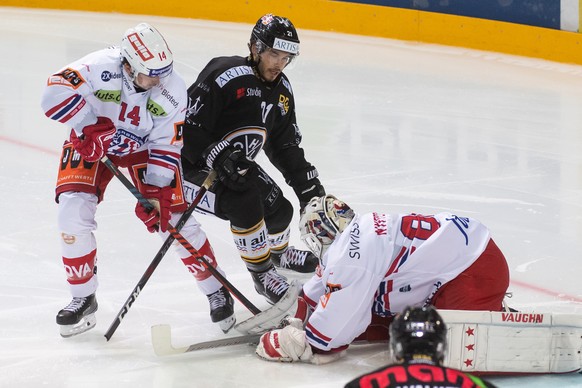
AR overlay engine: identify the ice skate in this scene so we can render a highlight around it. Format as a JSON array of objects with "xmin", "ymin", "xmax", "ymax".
[
  {"xmin": 56, "ymin": 294, "xmax": 98, "ymax": 338},
  {"xmin": 251, "ymin": 265, "xmax": 290, "ymax": 305},
  {"xmin": 207, "ymin": 286, "xmax": 236, "ymax": 333},
  {"xmin": 271, "ymin": 246, "xmax": 318, "ymax": 273}
]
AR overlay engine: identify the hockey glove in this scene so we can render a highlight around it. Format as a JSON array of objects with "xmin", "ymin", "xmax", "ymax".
[
  {"xmin": 255, "ymin": 323, "xmax": 346, "ymax": 364},
  {"xmin": 70, "ymin": 116, "xmax": 116, "ymax": 162},
  {"xmin": 298, "ymin": 183, "xmax": 326, "ymax": 211},
  {"xmin": 203, "ymin": 140, "xmax": 254, "ymax": 191},
  {"xmin": 134, "ymin": 184, "xmax": 173, "ymax": 233}
]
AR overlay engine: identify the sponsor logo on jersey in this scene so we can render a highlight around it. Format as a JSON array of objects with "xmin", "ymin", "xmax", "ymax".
[
  {"xmin": 186, "ymin": 96, "xmax": 204, "ymax": 120},
  {"xmin": 49, "ymin": 68, "xmax": 85, "ymax": 89},
  {"xmin": 272, "ymin": 38, "xmax": 299, "ymax": 55},
  {"xmin": 321, "ymin": 283, "xmax": 342, "ymax": 307},
  {"xmin": 237, "ymin": 87, "xmax": 262, "ymax": 99},
  {"xmin": 147, "ymin": 99, "xmax": 168, "ymax": 117},
  {"xmin": 94, "ymin": 89, "xmax": 122, "ymax": 103},
  {"xmin": 215, "ymin": 65, "xmax": 253, "ymax": 88},
  {"xmin": 100, "ymin": 70, "xmax": 121, "ymax": 82},
  {"xmin": 160, "ymin": 88, "xmax": 179, "ymax": 108},
  {"xmin": 501, "ymin": 312, "xmax": 545, "ymax": 324},
  {"xmin": 399, "ymin": 284, "xmax": 412, "ymax": 292},
  {"xmin": 197, "ymin": 81, "xmax": 210, "ymax": 93},
  {"xmin": 224, "ymin": 127, "xmax": 267, "ymax": 160},
  {"xmin": 247, "ymin": 87, "xmax": 261, "ymax": 97},
  {"xmin": 348, "ymin": 222, "xmax": 361, "ymax": 260},
  {"xmin": 108, "ymin": 128, "xmax": 146, "ymax": 156},
  {"xmin": 278, "ymin": 94, "xmax": 289, "ymax": 115}
]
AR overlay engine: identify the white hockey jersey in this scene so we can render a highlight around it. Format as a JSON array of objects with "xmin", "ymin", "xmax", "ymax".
[
  {"xmin": 40, "ymin": 47, "xmax": 187, "ymax": 187},
  {"xmin": 302, "ymin": 212, "xmax": 491, "ymax": 351}
]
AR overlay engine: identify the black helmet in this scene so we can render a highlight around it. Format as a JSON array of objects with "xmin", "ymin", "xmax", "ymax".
[
  {"xmin": 250, "ymin": 14, "xmax": 300, "ymax": 56},
  {"xmin": 389, "ymin": 306, "xmax": 447, "ymax": 364}
]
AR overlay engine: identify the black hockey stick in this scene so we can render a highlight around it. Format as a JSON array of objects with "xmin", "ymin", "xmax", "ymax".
[
  {"xmin": 103, "ymin": 158, "xmax": 217, "ymax": 340},
  {"xmin": 102, "ymin": 157, "xmax": 260, "ymax": 340},
  {"xmin": 151, "ymin": 324, "xmax": 261, "ymax": 356}
]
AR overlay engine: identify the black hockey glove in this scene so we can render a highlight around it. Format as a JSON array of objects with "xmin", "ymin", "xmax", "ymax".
[
  {"xmin": 298, "ymin": 183, "xmax": 326, "ymax": 212},
  {"xmin": 203, "ymin": 140, "xmax": 254, "ymax": 191}
]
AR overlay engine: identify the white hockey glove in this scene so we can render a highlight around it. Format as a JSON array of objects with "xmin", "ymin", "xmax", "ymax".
[{"xmin": 255, "ymin": 321, "xmax": 346, "ymax": 365}]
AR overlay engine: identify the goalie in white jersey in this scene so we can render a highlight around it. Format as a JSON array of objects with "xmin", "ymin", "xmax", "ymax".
[
  {"xmin": 256, "ymin": 195, "xmax": 510, "ymax": 364},
  {"xmin": 41, "ymin": 23, "xmax": 235, "ymax": 337}
]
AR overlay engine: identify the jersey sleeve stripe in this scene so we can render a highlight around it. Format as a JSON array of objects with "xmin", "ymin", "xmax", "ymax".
[{"xmin": 45, "ymin": 94, "xmax": 84, "ymax": 121}]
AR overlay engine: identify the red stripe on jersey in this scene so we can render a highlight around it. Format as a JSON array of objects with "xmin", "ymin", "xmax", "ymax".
[
  {"xmin": 306, "ymin": 321, "xmax": 332, "ymax": 342},
  {"xmin": 45, "ymin": 94, "xmax": 77, "ymax": 117}
]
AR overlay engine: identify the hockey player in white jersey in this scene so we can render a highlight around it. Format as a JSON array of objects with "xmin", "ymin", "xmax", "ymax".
[
  {"xmin": 256, "ymin": 195, "xmax": 510, "ymax": 364},
  {"xmin": 41, "ymin": 23, "xmax": 235, "ymax": 337}
]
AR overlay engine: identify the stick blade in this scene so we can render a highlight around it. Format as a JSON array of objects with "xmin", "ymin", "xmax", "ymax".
[
  {"xmin": 151, "ymin": 324, "xmax": 262, "ymax": 357},
  {"xmin": 151, "ymin": 324, "xmax": 186, "ymax": 356}
]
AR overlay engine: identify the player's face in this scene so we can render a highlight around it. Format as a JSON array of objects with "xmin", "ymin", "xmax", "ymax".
[
  {"xmin": 257, "ymin": 48, "xmax": 295, "ymax": 82},
  {"xmin": 134, "ymin": 73, "xmax": 160, "ymax": 90}
]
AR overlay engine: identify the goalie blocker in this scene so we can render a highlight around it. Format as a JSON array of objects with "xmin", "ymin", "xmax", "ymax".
[{"xmin": 438, "ymin": 309, "xmax": 582, "ymax": 375}]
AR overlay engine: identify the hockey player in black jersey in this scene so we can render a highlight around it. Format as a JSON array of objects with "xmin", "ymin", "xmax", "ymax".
[
  {"xmin": 181, "ymin": 14, "xmax": 325, "ymax": 306},
  {"xmin": 344, "ymin": 306, "xmax": 497, "ymax": 388}
]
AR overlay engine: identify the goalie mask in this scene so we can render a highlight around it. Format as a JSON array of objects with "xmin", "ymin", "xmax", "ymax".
[
  {"xmin": 121, "ymin": 23, "xmax": 173, "ymax": 81},
  {"xmin": 299, "ymin": 195, "xmax": 354, "ymax": 259},
  {"xmin": 389, "ymin": 306, "xmax": 447, "ymax": 365}
]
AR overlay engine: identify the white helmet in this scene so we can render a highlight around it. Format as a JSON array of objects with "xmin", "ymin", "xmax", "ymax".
[
  {"xmin": 299, "ymin": 195, "xmax": 354, "ymax": 258},
  {"xmin": 120, "ymin": 23, "xmax": 173, "ymax": 79}
]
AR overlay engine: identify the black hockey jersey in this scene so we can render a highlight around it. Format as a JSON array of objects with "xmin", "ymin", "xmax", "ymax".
[
  {"xmin": 344, "ymin": 362, "xmax": 497, "ymax": 388},
  {"xmin": 181, "ymin": 55, "xmax": 321, "ymax": 203}
]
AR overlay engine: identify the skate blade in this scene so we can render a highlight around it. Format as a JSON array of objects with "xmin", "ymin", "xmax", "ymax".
[
  {"xmin": 218, "ymin": 315, "xmax": 237, "ymax": 334},
  {"xmin": 59, "ymin": 314, "xmax": 97, "ymax": 338}
]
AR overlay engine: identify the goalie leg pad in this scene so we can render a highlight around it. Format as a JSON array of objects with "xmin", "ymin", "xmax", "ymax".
[{"xmin": 439, "ymin": 309, "xmax": 582, "ymax": 374}]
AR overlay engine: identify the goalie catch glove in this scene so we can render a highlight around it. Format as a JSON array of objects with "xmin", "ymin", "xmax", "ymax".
[
  {"xmin": 202, "ymin": 140, "xmax": 255, "ymax": 191},
  {"xmin": 255, "ymin": 318, "xmax": 346, "ymax": 365}
]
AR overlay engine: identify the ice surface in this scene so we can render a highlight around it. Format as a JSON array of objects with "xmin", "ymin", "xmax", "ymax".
[{"xmin": 1, "ymin": 6, "xmax": 581, "ymax": 387}]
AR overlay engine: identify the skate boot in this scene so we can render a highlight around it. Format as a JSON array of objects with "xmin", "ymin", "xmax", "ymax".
[
  {"xmin": 56, "ymin": 294, "xmax": 98, "ymax": 338},
  {"xmin": 207, "ymin": 286, "xmax": 236, "ymax": 333},
  {"xmin": 271, "ymin": 246, "xmax": 318, "ymax": 273},
  {"xmin": 251, "ymin": 265, "xmax": 290, "ymax": 305}
]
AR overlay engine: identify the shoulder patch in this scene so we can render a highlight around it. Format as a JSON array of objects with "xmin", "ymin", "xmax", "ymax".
[{"xmin": 47, "ymin": 68, "xmax": 86, "ymax": 90}]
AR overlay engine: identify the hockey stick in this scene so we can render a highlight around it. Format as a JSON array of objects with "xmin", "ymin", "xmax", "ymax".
[
  {"xmin": 151, "ymin": 280, "xmax": 301, "ymax": 357},
  {"xmin": 151, "ymin": 324, "xmax": 261, "ymax": 356},
  {"xmin": 103, "ymin": 161, "xmax": 217, "ymax": 341},
  {"xmin": 101, "ymin": 157, "xmax": 261, "ymax": 340}
]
